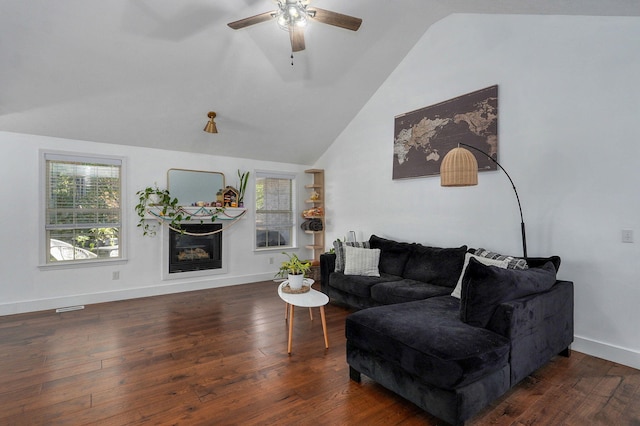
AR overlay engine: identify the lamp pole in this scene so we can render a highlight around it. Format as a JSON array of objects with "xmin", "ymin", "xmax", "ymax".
[{"xmin": 458, "ymin": 143, "xmax": 528, "ymax": 259}]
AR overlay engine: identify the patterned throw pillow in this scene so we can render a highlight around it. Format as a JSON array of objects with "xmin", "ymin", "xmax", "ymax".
[
  {"xmin": 474, "ymin": 248, "xmax": 528, "ymax": 270},
  {"xmin": 451, "ymin": 253, "xmax": 510, "ymax": 299},
  {"xmin": 334, "ymin": 240, "xmax": 370, "ymax": 272},
  {"xmin": 343, "ymin": 246, "xmax": 381, "ymax": 277}
]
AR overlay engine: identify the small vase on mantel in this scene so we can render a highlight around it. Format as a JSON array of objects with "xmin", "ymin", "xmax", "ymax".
[{"xmin": 288, "ymin": 273, "xmax": 305, "ymax": 290}]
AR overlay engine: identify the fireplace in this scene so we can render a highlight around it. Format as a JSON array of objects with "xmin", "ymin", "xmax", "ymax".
[{"xmin": 169, "ymin": 223, "xmax": 222, "ymax": 274}]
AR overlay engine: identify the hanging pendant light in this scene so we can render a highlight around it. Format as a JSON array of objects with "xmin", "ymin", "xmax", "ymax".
[{"xmin": 203, "ymin": 112, "xmax": 218, "ymax": 134}]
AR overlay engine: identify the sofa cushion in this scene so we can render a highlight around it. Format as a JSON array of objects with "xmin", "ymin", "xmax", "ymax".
[
  {"xmin": 451, "ymin": 253, "xmax": 509, "ymax": 299},
  {"xmin": 403, "ymin": 244, "xmax": 467, "ymax": 288},
  {"xmin": 369, "ymin": 235, "xmax": 413, "ymax": 276},
  {"xmin": 333, "ymin": 240, "xmax": 370, "ymax": 272},
  {"xmin": 345, "ymin": 297, "xmax": 510, "ymax": 390},
  {"xmin": 344, "ymin": 246, "xmax": 380, "ymax": 277},
  {"xmin": 460, "ymin": 258, "xmax": 557, "ymax": 328},
  {"xmin": 330, "ymin": 272, "xmax": 402, "ymax": 298},
  {"xmin": 527, "ymin": 256, "xmax": 561, "ymax": 272},
  {"xmin": 370, "ymin": 279, "xmax": 453, "ymax": 304}
]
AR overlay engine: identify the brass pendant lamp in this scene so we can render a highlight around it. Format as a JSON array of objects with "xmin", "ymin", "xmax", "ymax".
[
  {"xmin": 440, "ymin": 143, "xmax": 528, "ymax": 258},
  {"xmin": 204, "ymin": 112, "xmax": 218, "ymax": 134}
]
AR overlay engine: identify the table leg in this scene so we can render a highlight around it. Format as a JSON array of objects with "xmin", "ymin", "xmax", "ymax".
[
  {"xmin": 287, "ymin": 304, "xmax": 295, "ymax": 354},
  {"xmin": 309, "ymin": 307, "xmax": 313, "ymax": 320},
  {"xmin": 320, "ymin": 306, "xmax": 329, "ymax": 349}
]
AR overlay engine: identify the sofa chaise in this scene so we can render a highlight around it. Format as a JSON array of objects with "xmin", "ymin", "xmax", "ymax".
[{"xmin": 319, "ymin": 235, "xmax": 574, "ymax": 426}]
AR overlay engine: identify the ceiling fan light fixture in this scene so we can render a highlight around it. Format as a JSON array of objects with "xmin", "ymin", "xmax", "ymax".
[
  {"xmin": 276, "ymin": 1, "xmax": 309, "ymax": 31},
  {"xmin": 276, "ymin": 14, "xmax": 288, "ymax": 29},
  {"xmin": 228, "ymin": 1, "xmax": 362, "ymax": 56},
  {"xmin": 288, "ymin": 6, "xmax": 300, "ymax": 17}
]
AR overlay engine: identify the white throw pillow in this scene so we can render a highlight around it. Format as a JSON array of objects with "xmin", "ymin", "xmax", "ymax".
[
  {"xmin": 451, "ymin": 252, "xmax": 509, "ymax": 299},
  {"xmin": 343, "ymin": 245, "xmax": 381, "ymax": 277}
]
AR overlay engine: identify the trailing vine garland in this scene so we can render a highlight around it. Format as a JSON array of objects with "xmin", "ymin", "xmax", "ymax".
[
  {"xmin": 136, "ymin": 185, "xmax": 247, "ymax": 237},
  {"xmin": 151, "ymin": 208, "xmax": 248, "ymax": 236}
]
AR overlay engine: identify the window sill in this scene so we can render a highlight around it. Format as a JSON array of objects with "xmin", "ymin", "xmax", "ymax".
[
  {"xmin": 254, "ymin": 246, "xmax": 297, "ymax": 253},
  {"xmin": 39, "ymin": 257, "xmax": 128, "ymax": 271}
]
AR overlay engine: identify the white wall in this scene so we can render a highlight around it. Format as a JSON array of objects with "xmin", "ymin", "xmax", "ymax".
[
  {"xmin": 0, "ymin": 131, "xmax": 312, "ymax": 315},
  {"xmin": 316, "ymin": 14, "xmax": 640, "ymax": 369}
]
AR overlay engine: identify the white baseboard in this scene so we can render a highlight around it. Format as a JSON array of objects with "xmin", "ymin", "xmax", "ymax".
[
  {"xmin": 0, "ymin": 272, "xmax": 275, "ymax": 317},
  {"xmin": 573, "ymin": 335, "xmax": 640, "ymax": 370}
]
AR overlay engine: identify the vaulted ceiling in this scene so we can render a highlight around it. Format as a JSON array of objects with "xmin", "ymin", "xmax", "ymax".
[{"xmin": 2, "ymin": 0, "xmax": 639, "ymax": 164}]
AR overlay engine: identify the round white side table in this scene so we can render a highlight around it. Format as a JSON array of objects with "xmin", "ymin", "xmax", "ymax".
[{"xmin": 277, "ymin": 279, "xmax": 329, "ymax": 354}]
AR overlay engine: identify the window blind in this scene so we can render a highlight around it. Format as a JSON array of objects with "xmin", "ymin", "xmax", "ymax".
[{"xmin": 44, "ymin": 152, "xmax": 122, "ymax": 263}]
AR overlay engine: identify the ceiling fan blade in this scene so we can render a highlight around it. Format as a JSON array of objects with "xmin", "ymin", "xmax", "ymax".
[
  {"xmin": 309, "ymin": 7, "xmax": 362, "ymax": 31},
  {"xmin": 290, "ymin": 26, "xmax": 305, "ymax": 52},
  {"xmin": 227, "ymin": 11, "xmax": 276, "ymax": 30}
]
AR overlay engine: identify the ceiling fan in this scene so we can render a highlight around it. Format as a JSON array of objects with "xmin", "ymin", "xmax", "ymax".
[{"xmin": 227, "ymin": 0, "xmax": 362, "ymax": 54}]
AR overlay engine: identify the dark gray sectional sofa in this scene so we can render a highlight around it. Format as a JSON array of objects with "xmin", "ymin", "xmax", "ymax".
[{"xmin": 319, "ymin": 235, "xmax": 574, "ymax": 426}]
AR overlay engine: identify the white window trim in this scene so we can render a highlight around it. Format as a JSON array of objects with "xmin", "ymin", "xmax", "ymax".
[
  {"xmin": 254, "ymin": 170, "xmax": 298, "ymax": 252},
  {"xmin": 39, "ymin": 150, "xmax": 128, "ymax": 269}
]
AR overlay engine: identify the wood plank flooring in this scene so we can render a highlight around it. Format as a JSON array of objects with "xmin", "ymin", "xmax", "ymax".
[{"xmin": 1, "ymin": 281, "xmax": 639, "ymax": 425}]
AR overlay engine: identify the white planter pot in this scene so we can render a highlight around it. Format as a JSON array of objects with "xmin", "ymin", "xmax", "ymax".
[
  {"xmin": 148, "ymin": 194, "xmax": 161, "ymax": 205},
  {"xmin": 288, "ymin": 273, "xmax": 305, "ymax": 290}
]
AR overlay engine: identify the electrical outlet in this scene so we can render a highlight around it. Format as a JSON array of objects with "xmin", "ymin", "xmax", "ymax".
[
  {"xmin": 622, "ymin": 229, "xmax": 634, "ymax": 243},
  {"xmin": 112, "ymin": 271, "xmax": 120, "ymax": 280}
]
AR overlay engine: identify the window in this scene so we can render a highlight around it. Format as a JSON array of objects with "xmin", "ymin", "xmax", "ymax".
[
  {"xmin": 255, "ymin": 172, "xmax": 295, "ymax": 250},
  {"xmin": 43, "ymin": 152, "xmax": 123, "ymax": 264}
]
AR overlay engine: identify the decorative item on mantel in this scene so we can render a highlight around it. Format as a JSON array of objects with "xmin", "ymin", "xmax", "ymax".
[
  {"xmin": 222, "ymin": 186, "xmax": 239, "ymax": 207},
  {"xmin": 236, "ymin": 170, "xmax": 249, "ymax": 208}
]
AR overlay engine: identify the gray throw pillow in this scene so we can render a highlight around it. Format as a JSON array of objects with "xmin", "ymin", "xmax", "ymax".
[
  {"xmin": 333, "ymin": 240, "xmax": 370, "ymax": 272},
  {"xmin": 343, "ymin": 246, "xmax": 381, "ymax": 277}
]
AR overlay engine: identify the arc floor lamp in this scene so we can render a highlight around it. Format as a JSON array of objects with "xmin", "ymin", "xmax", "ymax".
[{"xmin": 440, "ymin": 143, "xmax": 528, "ymax": 258}]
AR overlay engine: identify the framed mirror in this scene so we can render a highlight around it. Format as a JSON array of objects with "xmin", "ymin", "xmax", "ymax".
[{"xmin": 167, "ymin": 169, "xmax": 225, "ymax": 206}]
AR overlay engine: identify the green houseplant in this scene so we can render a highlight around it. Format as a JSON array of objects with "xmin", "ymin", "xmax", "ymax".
[
  {"xmin": 237, "ymin": 169, "xmax": 249, "ymax": 207},
  {"xmin": 135, "ymin": 185, "xmax": 188, "ymax": 236},
  {"xmin": 275, "ymin": 252, "xmax": 311, "ymax": 289}
]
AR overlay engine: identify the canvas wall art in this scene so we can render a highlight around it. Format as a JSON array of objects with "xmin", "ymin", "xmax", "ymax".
[{"xmin": 393, "ymin": 85, "xmax": 498, "ymax": 180}]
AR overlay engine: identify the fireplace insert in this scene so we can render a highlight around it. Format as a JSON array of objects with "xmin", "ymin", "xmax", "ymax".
[{"xmin": 169, "ymin": 223, "xmax": 222, "ymax": 273}]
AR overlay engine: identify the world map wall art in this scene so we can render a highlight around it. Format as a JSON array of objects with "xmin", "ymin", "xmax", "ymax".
[{"xmin": 393, "ymin": 85, "xmax": 498, "ymax": 180}]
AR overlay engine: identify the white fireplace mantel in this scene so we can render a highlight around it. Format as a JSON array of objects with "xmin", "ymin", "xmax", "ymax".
[{"xmin": 144, "ymin": 206, "xmax": 247, "ymax": 224}]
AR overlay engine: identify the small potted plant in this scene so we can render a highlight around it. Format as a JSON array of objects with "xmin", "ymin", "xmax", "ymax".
[
  {"xmin": 135, "ymin": 185, "xmax": 187, "ymax": 236},
  {"xmin": 275, "ymin": 252, "xmax": 311, "ymax": 289},
  {"xmin": 237, "ymin": 169, "xmax": 249, "ymax": 207}
]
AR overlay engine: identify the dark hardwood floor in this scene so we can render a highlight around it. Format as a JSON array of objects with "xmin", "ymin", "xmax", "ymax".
[{"xmin": 1, "ymin": 281, "xmax": 639, "ymax": 425}]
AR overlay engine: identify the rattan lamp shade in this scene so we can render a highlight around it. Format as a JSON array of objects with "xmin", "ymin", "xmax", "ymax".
[{"xmin": 440, "ymin": 147, "xmax": 478, "ymax": 186}]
